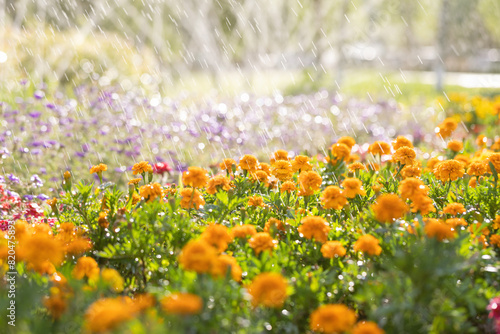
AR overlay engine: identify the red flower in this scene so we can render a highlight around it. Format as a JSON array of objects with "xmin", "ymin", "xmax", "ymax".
[{"xmin": 152, "ymin": 162, "xmax": 172, "ymax": 175}]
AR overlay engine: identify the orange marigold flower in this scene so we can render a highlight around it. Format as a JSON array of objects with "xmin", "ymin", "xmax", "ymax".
[
  {"xmin": 425, "ymin": 157, "xmax": 443, "ymax": 172},
  {"xmin": 442, "ymin": 202, "xmax": 466, "ymax": 216},
  {"xmin": 161, "ymin": 293, "xmax": 203, "ymax": 315},
  {"xmin": 201, "ymin": 223, "xmax": 233, "ymax": 252},
  {"xmin": 248, "ymin": 195, "xmax": 265, "ymax": 207},
  {"xmin": 410, "ymin": 195, "xmax": 436, "ymax": 215},
  {"xmin": 128, "ymin": 178, "xmax": 142, "ymax": 185},
  {"xmin": 89, "ymin": 163, "xmax": 107, "ymax": 174},
  {"xmin": 298, "ymin": 171, "xmax": 322, "ymax": 196},
  {"xmin": 239, "ymin": 154, "xmax": 258, "ymax": 172},
  {"xmin": 270, "ymin": 149, "xmax": 289, "ymax": 164},
  {"xmin": 46, "ymin": 198, "xmax": 58, "ymax": 211},
  {"xmin": 182, "ymin": 167, "xmax": 209, "ymax": 188},
  {"xmin": 43, "ymin": 290, "xmax": 67, "ymax": 320},
  {"xmin": 231, "ymin": 224, "xmax": 257, "ymax": 239},
  {"xmin": 368, "ymin": 161, "xmax": 380, "ymax": 171},
  {"xmin": 467, "ymin": 160, "xmax": 488, "ymax": 176},
  {"xmin": 271, "ymin": 160, "xmax": 294, "ymax": 181},
  {"xmin": 101, "ymin": 268, "xmax": 125, "ymax": 293},
  {"xmin": 454, "ymin": 154, "xmax": 471, "ymax": 167},
  {"xmin": 493, "ymin": 216, "xmax": 500, "ymax": 229},
  {"xmin": 63, "ymin": 171, "xmax": 71, "ymax": 180},
  {"xmin": 392, "ymin": 136, "xmax": 413, "ymax": 150},
  {"xmin": 398, "ymin": 177, "xmax": 428, "ymax": 200},
  {"xmin": 337, "ymin": 136, "xmax": 356, "ymax": 149},
  {"xmin": 264, "ymin": 218, "xmax": 285, "ymax": 234},
  {"xmin": 468, "ymin": 223, "xmax": 490, "ymax": 236},
  {"xmin": 487, "ymin": 153, "xmax": 500, "ymax": 173},
  {"xmin": 331, "ymin": 143, "xmax": 351, "ymax": 162},
  {"xmin": 491, "ymin": 138, "xmax": 500, "ymax": 151},
  {"xmin": 72, "ymin": 256, "xmax": 100, "ymax": 281},
  {"xmin": 211, "ymin": 254, "xmax": 242, "ymax": 281},
  {"xmin": 321, "ymin": 241, "xmax": 346, "ymax": 258},
  {"xmin": 139, "ymin": 182, "xmax": 163, "ymax": 202},
  {"xmin": 178, "ymin": 239, "xmax": 217, "ymax": 273},
  {"xmin": 252, "ymin": 170, "xmax": 269, "ymax": 184},
  {"xmin": 469, "ymin": 176, "xmax": 477, "ymax": 188},
  {"xmin": 84, "ymin": 297, "xmax": 136, "ymax": 333},
  {"xmin": 372, "ymin": 183, "xmax": 383, "ymax": 193},
  {"xmin": 354, "ymin": 235, "xmax": 382, "ymax": 255},
  {"xmin": 348, "ymin": 162, "xmax": 368, "ymax": 172},
  {"xmin": 247, "ymin": 273, "xmax": 288, "ymax": 308},
  {"xmin": 132, "ymin": 161, "xmax": 153, "ymax": 175},
  {"xmin": 298, "ymin": 216, "xmax": 330, "ymax": 243},
  {"xmin": 180, "ymin": 188, "xmax": 205, "ymax": 210},
  {"xmin": 22, "ymin": 233, "xmax": 65, "ymax": 274},
  {"xmin": 280, "ymin": 181, "xmax": 296, "ymax": 193},
  {"xmin": 435, "ymin": 117, "xmax": 458, "ymax": 138},
  {"xmin": 248, "ymin": 232, "xmax": 276, "ymax": 255},
  {"xmin": 433, "ymin": 159, "xmax": 465, "ymax": 182},
  {"xmin": 292, "ymin": 155, "xmax": 313, "ymax": 172},
  {"xmin": 258, "ymin": 162, "xmax": 272, "ymax": 174},
  {"xmin": 220, "ymin": 158, "xmax": 236, "ymax": 171},
  {"xmin": 368, "ymin": 141, "xmax": 391, "ymax": 155},
  {"xmin": 351, "ymin": 321, "xmax": 385, "ymax": 334},
  {"xmin": 392, "ymin": 146, "xmax": 416, "ymax": 165},
  {"xmin": 447, "ymin": 140, "xmax": 463, "ymax": 152},
  {"xmin": 476, "ymin": 135, "xmax": 487, "ymax": 148},
  {"xmin": 310, "ymin": 304, "xmax": 357, "ymax": 333},
  {"xmin": 206, "ymin": 174, "xmax": 233, "ymax": 195},
  {"xmin": 341, "ymin": 178, "xmax": 366, "ymax": 198},
  {"xmin": 401, "ymin": 164, "xmax": 422, "ymax": 178},
  {"xmin": 445, "ymin": 218, "xmax": 467, "ymax": 228},
  {"xmin": 490, "ymin": 235, "xmax": 500, "ymax": 247},
  {"xmin": 372, "ymin": 194, "xmax": 408, "ymax": 223},
  {"xmin": 321, "ymin": 186, "xmax": 347, "ymax": 210},
  {"xmin": 425, "ymin": 220, "xmax": 456, "ymax": 241}
]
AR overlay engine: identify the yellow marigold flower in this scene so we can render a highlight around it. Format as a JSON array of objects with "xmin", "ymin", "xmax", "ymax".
[
  {"xmin": 248, "ymin": 232, "xmax": 276, "ymax": 255},
  {"xmin": 331, "ymin": 143, "xmax": 351, "ymax": 162},
  {"xmin": 341, "ymin": 178, "xmax": 366, "ymax": 198},
  {"xmin": 298, "ymin": 171, "xmax": 322, "ymax": 196},
  {"xmin": 178, "ymin": 239, "xmax": 217, "ymax": 273},
  {"xmin": 220, "ymin": 158, "xmax": 236, "ymax": 171},
  {"xmin": 72, "ymin": 257, "xmax": 100, "ymax": 281},
  {"xmin": 487, "ymin": 153, "xmax": 500, "ymax": 173},
  {"xmin": 435, "ymin": 117, "xmax": 458, "ymax": 138},
  {"xmin": 63, "ymin": 171, "xmax": 71, "ymax": 180},
  {"xmin": 139, "ymin": 182, "xmax": 163, "ymax": 202},
  {"xmin": 128, "ymin": 178, "xmax": 142, "ymax": 185},
  {"xmin": 179, "ymin": 188, "xmax": 205, "ymax": 209},
  {"xmin": 392, "ymin": 146, "xmax": 416, "ymax": 165},
  {"xmin": 467, "ymin": 160, "xmax": 488, "ymax": 176},
  {"xmin": 161, "ymin": 293, "xmax": 203, "ymax": 315},
  {"xmin": 280, "ymin": 181, "xmax": 296, "ymax": 193},
  {"xmin": 310, "ymin": 304, "xmax": 357, "ymax": 333},
  {"xmin": 182, "ymin": 167, "xmax": 209, "ymax": 188},
  {"xmin": 298, "ymin": 216, "xmax": 330, "ymax": 243},
  {"xmin": 239, "ymin": 154, "xmax": 258, "ymax": 172},
  {"xmin": 433, "ymin": 159, "xmax": 465, "ymax": 182},
  {"xmin": 258, "ymin": 162, "xmax": 272, "ymax": 174},
  {"xmin": 321, "ymin": 241, "xmax": 346, "ymax": 258},
  {"xmin": 424, "ymin": 220, "xmax": 456, "ymax": 241},
  {"xmin": 231, "ymin": 224, "xmax": 257, "ymax": 239},
  {"xmin": 398, "ymin": 177, "xmax": 428, "ymax": 200},
  {"xmin": 410, "ymin": 195, "xmax": 436, "ymax": 215},
  {"xmin": 211, "ymin": 254, "xmax": 242, "ymax": 281},
  {"xmin": 348, "ymin": 162, "xmax": 368, "ymax": 172},
  {"xmin": 447, "ymin": 140, "xmax": 463, "ymax": 152},
  {"xmin": 85, "ymin": 297, "xmax": 136, "ymax": 333},
  {"xmin": 270, "ymin": 149, "xmax": 289, "ymax": 164},
  {"xmin": 292, "ymin": 155, "xmax": 313, "ymax": 172},
  {"xmin": 426, "ymin": 157, "xmax": 443, "ymax": 172},
  {"xmin": 101, "ymin": 268, "xmax": 124, "ymax": 292},
  {"xmin": 442, "ymin": 202, "xmax": 466, "ymax": 216},
  {"xmin": 22, "ymin": 234, "xmax": 65, "ymax": 274},
  {"xmin": 490, "ymin": 235, "xmax": 500, "ymax": 247},
  {"xmin": 353, "ymin": 235, "xmax": 382, "ymax": 256},
  {"xmin": 264, "ymin": 218, "xmax": 285, "ymax": 234},
  {"xmin": 337, "ymin": 136, "xmax": 356, "ymax": 149},
  {"xmin": 372, "ymin": 194, "xmax": 408, "ymax": 223},
  {"xmin": 252, "ymin": 170, "xmax": 269, "ymax": 184},
  {"xmin": 132, "ymin": 161, "xmax": 153, "ymax": 175},
  {"xmin": 206, "ymin": 174, "xmax": 233, "ymax": 195},
  {"xmin": 445, "ymin": 218, "xmax": 467, "ymax": 228},
  {"xmin": 351, "ymin": 321, "xmax": 385, "ymax": 334},
  {"xmin": 201, "ymin": 223, "xmax": 233, "ymax": 252},
  {"xmin": 271, "ymin": 160, "xmax": 294, "ymax": 181},
  {"xmin": 320, "ymin": 186, "xmax": 347, "ymax": 210},
  {"xmin": 90, "ymin": 163, "xmax": 107, "ymax": 174},
  {"xmin": 247, "ymin": 273, "xmax": 288, "ymax": 308},
  {"xmin": 401, "ymin": 164, "xmax": 422, "ymax": 178},
  {"xmin": 392, "ymin": 136, "xmax": 413, "ymax": 150},
  {"xmin": 248, "ymin": 195, "xmax": 265, "ymax": 207},
  {"xmin": 368, "ymin": 141, "xmax": 391, "ymax": 155}
]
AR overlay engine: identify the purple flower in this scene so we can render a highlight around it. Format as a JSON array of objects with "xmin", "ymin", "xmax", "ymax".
[
  {"xmin": 7, "ymin": 174, "xmax": 20, "ymax": 184},
  {"xmin": 24, "ymin": 195, "xmax": 35, "ymax": 201},
  {"xmin": 34, "ymin": 90, "xmax": 45, "ymax": 100},
  {"xmin": 30, "ymin": 174, "xmax": 44, "ymax": 188},
  {"xmin": 28, "ymin": 111, "xmax": 42, "ymax": 118},
  {"xmin": 37, "ymin": 194, "xmax": 49, "ymax": 201}
]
